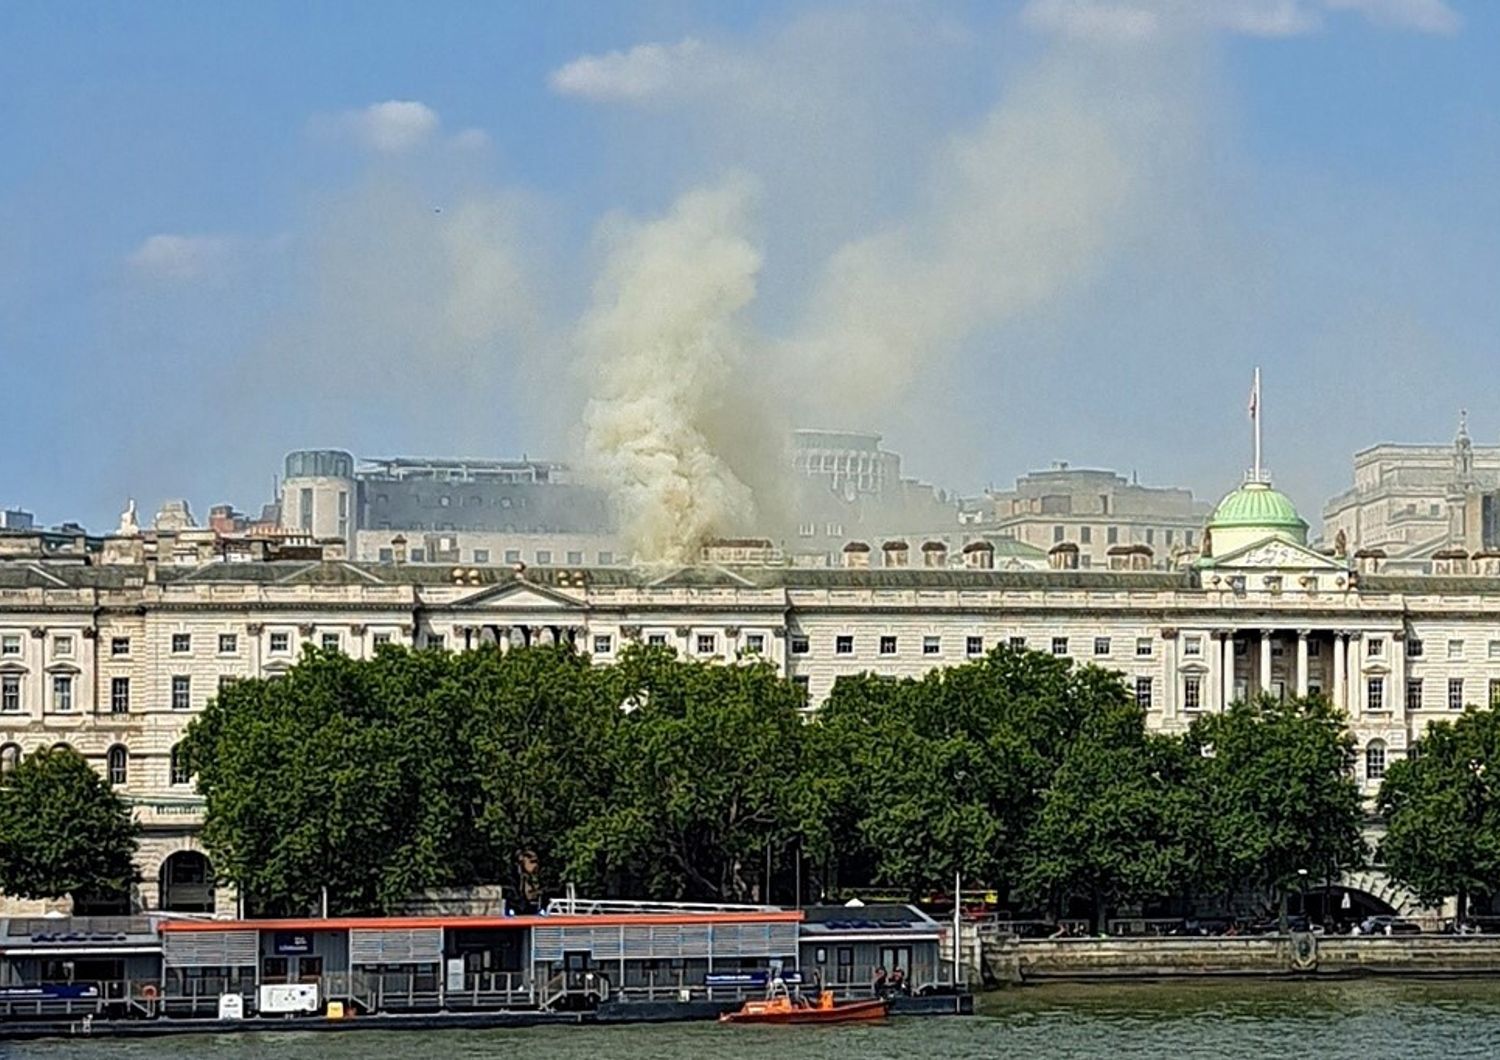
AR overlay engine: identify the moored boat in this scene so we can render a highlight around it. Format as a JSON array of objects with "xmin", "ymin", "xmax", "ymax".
[{"xmin": 719, "ymin": 986, "xmax": 889, "ymax": 1025}]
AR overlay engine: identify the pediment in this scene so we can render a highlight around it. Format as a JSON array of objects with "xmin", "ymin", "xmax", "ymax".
[
  {"xmin": 450, "ymin": 580, "xmax": 585, "ymax": 611},
  {"xmin": 1205, "ymin": 537, "xmax": 1348, "ymax": 573}
]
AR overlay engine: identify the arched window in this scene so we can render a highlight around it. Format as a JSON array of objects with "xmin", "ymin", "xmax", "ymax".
[
  {"xmin": 51, "ymin": 742, "xmax": 74, "ymax": 754},
  {"xmin": 1366, "ymin": 740, "xmax": 1388, "ymax": 781},
  {"xmin": 107, "ymin": 745, "xmax": 128, "ymax": 787},
  {"xmin": 169, "ymin": 744, "xmax": 190, "ymax": 786},
  {"xmin": 0, "ymin": 743, "xmax": 19, "ymax": 774}
]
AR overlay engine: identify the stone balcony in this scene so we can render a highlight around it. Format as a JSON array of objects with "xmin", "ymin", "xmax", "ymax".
[{"xmin": 126, "ymin": 793, "xmax": 205, "ymax": 828}]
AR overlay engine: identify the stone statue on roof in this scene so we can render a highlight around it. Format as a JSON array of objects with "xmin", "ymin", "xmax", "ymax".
[{"xmin": 117, "ymin": 498, "xmax": 140, "ymax": 538}]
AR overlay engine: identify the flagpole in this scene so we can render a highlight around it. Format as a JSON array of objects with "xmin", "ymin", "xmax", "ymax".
[{"xmin": 1253, "ymin": 366, "xmax": 1262, "ymax": 483}]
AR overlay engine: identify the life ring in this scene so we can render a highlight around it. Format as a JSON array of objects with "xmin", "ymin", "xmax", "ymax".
[{"xmin": 141, "ymin": 984, "xmax": 159, "ymax": 1001}]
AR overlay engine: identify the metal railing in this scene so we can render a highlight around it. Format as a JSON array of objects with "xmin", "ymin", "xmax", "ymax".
[{"xmin": 543, "ymin": 897, "xmax": 779, "ymax": 916}]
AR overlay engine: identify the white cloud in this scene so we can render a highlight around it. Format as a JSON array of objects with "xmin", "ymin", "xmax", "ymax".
[
  {"xmin": 349, "ymin": 100, "xmax": 440, "ymax": 153},
  {"xmin": 451, "ymin": 127, "xmax": 491, "ymax": 151},
  {"xmin": 548, "ymin": 38, "xmax": 724, "ymax": 103},
  {"xmin": 1020, "ymin": 0, "xmax": 1459, "ymax": 40},
  {"xmin": 126, "ymin": 234, "xmax": 232, "ymax": 281},
  {"xmin": 1324, "ymin": 0, "xmax": 1460, "ymax": 34}
]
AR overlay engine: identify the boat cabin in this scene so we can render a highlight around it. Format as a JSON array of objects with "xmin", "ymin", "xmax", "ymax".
[{"xmin": 798, "ymin": 904, "xmax": 951, "ymax": 996}]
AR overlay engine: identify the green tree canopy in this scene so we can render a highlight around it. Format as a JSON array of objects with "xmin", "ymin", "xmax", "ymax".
[
  {"xmin": 1186, "ymin": 695, "xmax": 1366, "ymax": 909},
  {"xmin": 563, "ymin": 646, "xmax": 805, "ymax": 902},
  {"xmin": 0, "ymin": 746, "xmax": 139, "ymax": 903},
  {"xmin": 1379, "ymin": 707, "xmax": 1500, "ymax": 920}
]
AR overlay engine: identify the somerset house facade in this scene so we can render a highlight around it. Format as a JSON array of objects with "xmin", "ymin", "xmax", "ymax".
[{"xmin": 3, "ymin": 468, "xmax": 1500, "ymax": 918}]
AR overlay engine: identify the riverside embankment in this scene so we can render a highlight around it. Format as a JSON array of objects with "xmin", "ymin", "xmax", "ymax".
[{"xmin": 981, "ymin": 934, "xmax": 1500, "ymax": 984}]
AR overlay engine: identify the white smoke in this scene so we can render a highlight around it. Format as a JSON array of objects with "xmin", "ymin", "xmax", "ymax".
[{"xmin": 578, "ymin": 180, "xmax": 762, "ymax": 565}]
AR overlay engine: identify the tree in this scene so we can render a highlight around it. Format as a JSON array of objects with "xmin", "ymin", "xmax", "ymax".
[
  {"xmin": 0, "ymin": 746, "xmax": 139, "ymax": 905},
  {"xmin": 564, "ymin": 645, "xmax": 805, "ymax": 902},
  {"xmin": 1379, "ymin": 707, "xmax": 1500, "ymax": 922},
  {"xmin": 1021, "ymin": 703, "xmax": 1204, "ymax": 931},
  {"xmin": 1186, "ymin": 696, "xmax": 1366, "ymax": 916}
]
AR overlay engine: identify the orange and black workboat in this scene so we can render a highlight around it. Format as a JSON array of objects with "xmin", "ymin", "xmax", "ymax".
[{"xmin": 720, "ymin": 989, "xmax": 890, "ymax": 1025}]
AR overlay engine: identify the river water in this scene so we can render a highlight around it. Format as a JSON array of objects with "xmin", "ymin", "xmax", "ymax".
[{"xmin": 8, "ymin": 980, "xmax": 1500, "ymax": 1059}]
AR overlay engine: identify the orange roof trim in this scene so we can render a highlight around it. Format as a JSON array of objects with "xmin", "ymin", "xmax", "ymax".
[{"xmin": 159, "ymin": 910, "xmax": 805, "ymax": 933}]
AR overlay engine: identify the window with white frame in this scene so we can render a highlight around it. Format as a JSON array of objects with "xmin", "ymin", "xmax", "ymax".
[
  {"xmin": 1448, "ymin": 639, "xmax": 1465, "ymax": 660},
  {"xmin": 836, "ymin": 635, "xmax": 854, "ymax": 655},
  {"xmin": 1184, "ymin": 636, "xmax": 1202, "ymax": 657},
  {"xmin": 171, "ymin": 633, "xmax": 191, "ymax": 654},
  {"xmin": 966, "ymin": 636, "xmax": 983, "ymax": 656},
  {"xmin": 1183, "ymin": 675, "xmax": 1202, "ymax": 710},
  {"xmin": 697, "ymin": 634, "xmax": 717, "ymax": 655},
  {"xmin": 923, "ymin": 636, "xmax": 940, "ymax": 656},
  {"xmin": 170, "ymin": 745, "xmax": 190, "ymax": 786},
  {"xmin": 111, "ymin": 637, "xmax": 131, "ymax": 656},
  {"xmin": 107, "ymin": 745, "xmax": 128, "ymax": 787},
  {"xmin": 373, "ymin": 632, "xmax": 392, "ymax": 646},
  {"xmin": 1009, "ymin": 636, "xmax": 1026, "ymax": 651},
  {"xmin": 1406, "ymin": 678, "xmax": 1423, "ymax": 712},
  {"xmin": 647, "ymin": 633, "xmax": 668, "ymax": 647},
  {"xmin": 111, "ymin": 676, "xmax": 130, "ymax": 714},
  {"xmin": 791, "ymin": 635, "xmax": 810, "ymax": 655},
  {"xmin": 1365, "ymin": 740, "xmax": 1387, "ymax": 781},
  {"xmin": 1094, "ymin": 637, "xmax": 1111, "ymax": 656},
  {"xmin": 172, "ymin": 675, "xmax": 191, "ymax": 711},
  {"xmin": 0, "ymin": 634, "xmax": 19, "ymax": 656},
  {"xmin": 269, "ymin": 631, "xmax": 290, "ymax": 653},
  {"xmin": 593, "ymin": 635, "xmax": 613, "ymax": 655},
  {"xmin": 880, "ymin": 636, "xmax": 898, "ymax": 656},
  {"xmin": 1449, "ymin": 677, "xmax": 1465, "ymax": 711},
  {"xmin": 1136, "ymin": 637, "xmax": 1153, "ymax": 657},
  {"xmin": 54, "ymin": 635, "xmax": 73, "ymax": 657},
  {"xmin": 745, "ymin": 633, "xmax": 766, "ymax": 654},
  {"xmin": 1367, "ymin": 638, "xmax": 1384, "ymax": 657},
  {"xmin": 1367, "ymin": 676, "xmax": 1386, "ymax": 712},
  {"xmin": 1490, "ymin": 678, "xmax": 1500, "ymax": 709},
  {"xmin": 1051, "ymin": 637, "xmax": 1068, "ymax": 656},
  {"xmin": 218, "ymin": 633, "xmax": 237, "ymax": 654},
  {"xmin": 52, "ymin": 674, "xmax": 73, "ymax": 712},
  {"xmin": 0, "ymin": 674, "xmax": 19, "ymax": 713},
  {"xmin": 1135, "ymin": 676, "xmax": 1153, "ymax": 709},
  {"xmin": 1490, "ymin": 641, "xmax": 1500, "ymax": 661},
  {"xmin": 1405, "ymin": 638, "xmax": 1422, "ymax": 658},
  {"xmin": 321, "ymin": 632, "xmax": 340, "ymax": 652}
]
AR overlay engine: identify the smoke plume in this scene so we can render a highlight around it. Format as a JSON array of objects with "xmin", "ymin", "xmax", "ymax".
[{"xmin": 578, "ymin": 180, "xmax": 762, "ymax": 565}]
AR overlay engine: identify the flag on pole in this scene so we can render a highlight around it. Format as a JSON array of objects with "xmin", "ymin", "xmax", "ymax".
[{"xmin": 1248, "ymin": 371, "xmax": 1260, "ymax": 420}]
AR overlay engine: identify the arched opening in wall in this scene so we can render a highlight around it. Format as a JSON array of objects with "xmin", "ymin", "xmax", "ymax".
[
  {"xmin": 0, "ymin": 743, "xmax": 20, "ymax": 774},
  {"xmin": 159, "ymin": 851, "xmax": 215, "ymax": 913},
  {"xmin": 1294, "ymin": 885, "xmax": 1398, "ymax": 930}
]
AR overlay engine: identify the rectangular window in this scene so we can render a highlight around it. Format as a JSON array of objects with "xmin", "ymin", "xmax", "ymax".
[
  {"xmin": 218, "ymin": 675, "xmax": 237, "ymax": 694},
  {"xmin": 111, "ymin": 676, "xmax": 130, "ymax": 715},
  {"xmin": 1308, "ymin": 639, "xmax": 1321, "ymax": 657},
  {"xmin": 1449, "ymin": 677, "xmax": 1465, "ymax": 711},
  {"xmin": 111, "ymin": 637, "xmax": 131, "ymax": 656},
  {"xmin": 504, "ymin": 550, "xmax": 521, "ymax": 564},
  {"xmin": 1093, "ymin": 637, "xmax": 1111, "ymax": 656},
  {"xmin": 791, "ymin": 635, "xmax": 810, "ymax": 655},
  {"xmin": 1368, "ymin": 638, "xmax": 1384, "ymax": 657},
  {"xmin": 1052, "ymin": 525, "xmax": 1064, "ymax": 542},
  {"xmin": 880, "ymin": 635, "xmax": 898, "ymax": 656},
  {"xmin": 172, "ymin": 675, "xmax": 191, "ymax": 711},
  {"xmin": 966, "ymin": 636, "xmax": 983, "ymax": 656},
  {"xmin": 473, "ymin": 549, "xmax": 490, "ymax": 564},
  {"xmin": 321, "ymin": 633, "xmax": 340, "ymax": 652},
  {"xmin": 299, "ymin": 487, "xmax": 313, "ymax": 531},
  {"xmin": 409, "ymin": 548, "xmax": 425, "ymax": 562},
  {"xmin": 1490, "ymin": 641, "xmax": 1500, "ymax": 662},
  {"xmin": 1448, "ymin": 639, "xmax": 1465, "ymax": 660},
  {"xmin": 0, "ymin": 634, "xmax": 19, "ymax": 656},
  {"xmin": 1367, "ymin": 676, "xmax": 1386, "ymax": 712},
  {"xmin": 1183, "ymin": 676, "xmax": 1202, "ymax": 711},
  {"xmin": 598, "ymin": 551, "xmax": 615, "ymax": 566},
  {"xmin": 1491, "ymin": 679, "xmax": 1500, "ymax": 710},
  {"xmin": 1080, "ymin": 526, "xmax": 1092, "ymax": 544},
  {"xmin": 1, "ymin": 674, "xmax": 19, "ymax": 713},
  {"xmin": 269, "ymin": 632, "xmax": 290, "ymax": 653},
  {"xmin": 923, "ymin": 636, "xmax": 941, "ymax": 656},
  {"xmin": 566, "ymin": 551, "xmax": 584, "ymax": 565},
  {"xmin": 378, "ymin": 548, "xmax": 394, "ymax": 563},
  {"xmin": 593, "ymin": 635, "xmax": 613, "ymax": 655},
  {"xmin": 535, "ymin": 550, "xmax": 553, "ymax": 565},
  {"xmin": 1135, "ymin": 676, "xmax": 1153, "ymax": 709},
  {"xmin": 52, "ymin": 674, "xmax": 72, "ymax": 713},
  {"xmin": 1184, "ymin": 636, "xmax": 1202, "ymax": 657},
  {"xmin": 427, "ymin": 634, "xmax": 445, "ymax": 651},
  {"xmin": 647, "ymin": 633, "xmax": 668, "ymax": 647},
  {"xmin": 1009, "ymin": 636, "xmax": 1026, "ymax": 651},
  {"xmin": 1185, "ymin": 530, "xmax": 1195, "ymax": 546},
  {"xmin": 1146, "ymin": 529, "xmax": 1155, "ymax": 545},
  {"xmin": 1107, "ymin": 526, "xmax": 1119, "ymax": 544},
  {"xmin": 745, "ymin": 634, "xmax": 766, "ymax": 654},
  {"xmin": 218, "ymin": 633, "xmax": 237, "ymax": 654},
  {"xmin": 54, "ymin": 635, "xmax": 73, "ymax": 657},
  {"xmin": 171, "ymin": 752, "xmax": 190, "ymax": 786},
  {"xmin": 793, "ymin": 675, "xmax": 810, "ymax": 700},
  {"xmin": 1051, "ymin": 637, "xmax": 1068, "ymax": 656},
  {"xmin": 696, "ymin": 634, "xmax": 717, "ymax": 655},
  {"xmin": 171, "ymin": 633, "xmax": 191, "ymax": 654},
  {"xmin": 1366, "ymin": 744, "xmax": 1386, "ymax": 781},
  {"xmin": 1406, "ymin": 638, "xmax": 1423, "ymax": 658},
  {"xmin": 836, "ymin": 635, "xmax": 854, "ymax": 656},
  {"xmin": 1136, "ymin": 637, "xmax": 1153, "ymax": 657},
  {"xmin": 1406, "ymin": 678, "xmax": 1423, "ymax": 712}
]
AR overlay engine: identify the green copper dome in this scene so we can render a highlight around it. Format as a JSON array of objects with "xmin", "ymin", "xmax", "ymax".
[{"xmin": 1208, "ymin": 481, "xmax": 1308, "ymax": 538}]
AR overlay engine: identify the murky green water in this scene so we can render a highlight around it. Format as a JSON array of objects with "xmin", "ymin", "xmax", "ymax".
[{"xmin": 9, "ymin": 980, "xmax": 1500, "ymax": 1059}]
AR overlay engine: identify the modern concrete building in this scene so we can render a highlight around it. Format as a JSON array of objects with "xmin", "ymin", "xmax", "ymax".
[{"xmin": 2, "ymin": 457, "xmax": 1496, "ymax": 918}]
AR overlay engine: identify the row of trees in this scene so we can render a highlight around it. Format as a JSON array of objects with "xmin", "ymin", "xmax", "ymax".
[
  {"xmin": 7, "ymin": 640, "xmax": 1500, "ymax": 924},
  {"xmin": 178, "ymin": 643, "xmax": 1371, "ymax": 924}
]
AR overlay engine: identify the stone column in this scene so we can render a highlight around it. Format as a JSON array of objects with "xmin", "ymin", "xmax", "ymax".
[
  {"xmin": 1222, "ymin": 632, "xmax": 1237, "ymax": 708},
  {"xmin": 1260, "ymin": 630, "xmax": 1273, "ymax": 699},
  {"xmin": 1349, "ymin": 632, "xmax": 1364, "ymax": 717},
  {"xmin": 1296, "ymin": 630, "xmax": 1310, "ymax": 698},
  {"xmin": 1209, "ymin": 632, "xmax": 1224, "ymax": 712},
  {"xmin": 1333, "ymin": 632, "xmax": 1347, "ymax": 713},
  {"xmin": 1161, "ymin": 629, "xmax": 1178, "ymax": 721},
  {"xmin": 1392, "ymin": 630, "xmax": 1407, "ymax": 721}
]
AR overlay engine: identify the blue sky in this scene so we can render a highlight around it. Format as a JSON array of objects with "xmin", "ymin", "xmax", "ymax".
[{"xmin": 1, "ymin": 0, "xmax": 1496, "ymax": 533}]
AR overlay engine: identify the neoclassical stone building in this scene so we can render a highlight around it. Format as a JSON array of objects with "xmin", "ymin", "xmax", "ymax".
[{"xmin": 3, "ymin": 473, "xmax": 1499, "ymax": 916}]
